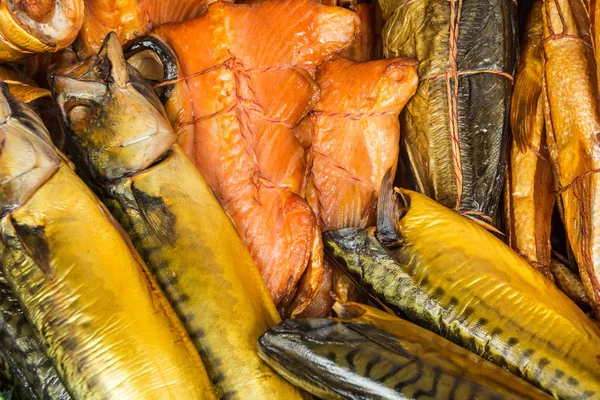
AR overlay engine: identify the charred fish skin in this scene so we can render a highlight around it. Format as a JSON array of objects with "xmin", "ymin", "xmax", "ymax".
[
  {"xmin": 0, "ymin": 80, "xmax": 215, "ymax": 398},
  {"xmin": 380, "ymin": 0, "xmax": 517, "ymax": 220},
  {"xmin": 258, "ymin": 318, "xmax": 550, "ymax": 400},
  {"xmin": 52, "ymin": 33, "xmax": 304, "ymax": 400},
  {"xmin": 0, "ymin": 274, "xmax": 71, "ymax": 400},
  {"xmin": 324, "ymin": 187, "xmax": 600, "ymax": 399}
]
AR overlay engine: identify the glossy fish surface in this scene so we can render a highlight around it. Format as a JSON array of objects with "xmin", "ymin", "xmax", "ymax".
[
  {"xmin": 258, "ymin": 304, "xmax": 551, "ymax": 400},
  {"xmin": 0, "ymin": 272, "xmax": 71, "ymax": 400},
  {"xmin": 52, "ymin": 32, "xmax": 304, "ymax": 400},
  {"xmin": 542, "ymin": 0, "xmax": 600, "ymax": 317},
  {"xmin": 324, "ymin": 177, "xmax": 600, "ymax": 399},
  {"xmin": 0, "ymin": 81, "xmax": 214, "ymax": 398},
  {"xmin": 380, "ymin": 0, "xmax": 517, "ymax": 221}
]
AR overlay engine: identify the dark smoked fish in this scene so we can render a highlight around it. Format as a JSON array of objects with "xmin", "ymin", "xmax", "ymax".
[{"xmin": 379, "ymin": 0, "xmax": 517, "ymax": 222}]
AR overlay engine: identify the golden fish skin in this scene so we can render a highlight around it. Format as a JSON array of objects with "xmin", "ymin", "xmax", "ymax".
[
  {"xmin": 0, "ymin": 83, "xmax": 214, "ymax": 399},
  {"xmin": 258, "ymin": 304, "xmax": 551, "ymax": 400},
  {"xmin": 505, "ymin": 0, "xmax": 555, "ymax": 280},
  {"xmin": 542, "ymin": 0, "xmax": 600, "ymax": 316},
  {"xmin": 0, "ymin": 0, "xmax": 83, "ymax": 62},
  {"xmin": 52, "ymin": 33, "xmax": 305, "ymax": 400},
  {"xmin": 324, "ymin": 180, "xmax": 600, "ymax": 399}
]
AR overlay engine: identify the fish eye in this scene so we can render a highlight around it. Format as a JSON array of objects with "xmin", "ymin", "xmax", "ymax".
[{"xmin": 68, "ymin": 105, "xmax": 92, "ymax": 130}]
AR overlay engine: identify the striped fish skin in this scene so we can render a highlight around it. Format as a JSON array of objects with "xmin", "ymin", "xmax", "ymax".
[
  {"xmin": 52, "ymin": 33, "xmax": 304, "ymax": 400},
  {"xmin": 323, "ymin": 185, "xmax": 600, "ymax": 399},
  {"xmin": 258, "ymin": 316, "xmax": 551, "ymax": 400},
  {"xmin": 0, "ymin": 274, "xmax": 71, "ymax": 400},
  {"xmin": 0, "ymin": 76, "xmax": 214, "ymax": 398}
]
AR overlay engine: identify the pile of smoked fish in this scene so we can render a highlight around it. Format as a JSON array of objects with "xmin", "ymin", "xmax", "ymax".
[{"xmin": 1, "ymin": 0, "xmax": 600, "ymax": 398}]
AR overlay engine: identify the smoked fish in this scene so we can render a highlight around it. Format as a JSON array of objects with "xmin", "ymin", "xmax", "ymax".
[
  {"xmin": 0, "ymin": 80, "xmax": 70, "ymax": 400},
  {"xmin": 130, "ymin": 0, "xmax": 360, "ymax": 315},
  {"xmin": 320, "ymin": 0, "xmax": 377, "ymax": 62},
  {"xmin": 0, "ymin": 273, "xmax": 70, "ymax": 400},
  {"xmin": 0, "ymin": 82, "xmax": 214, "ymax": 399},
  {"xmin": 0, "ymin": 0, "xmax": 83, "ymax": 61},
  {"xmin": 380, "ymin": 0, "xmax": 517, "ymax": 222},
  {"xmin": 52, "ymin": 32, "xmax": 305, "ymax": 400},
  {"xmin": 505, "ymin": 0, "xmax": 555, "ymax": 280},
  {"xmin": 324, "ymin": 174, "xmax": 600, "ymax": 398},
  {"xmin": 300, "ymin": 56, "xmax": 417, "ymax": 316},
  {"xmin": 258, "ymin": 302, "xmax": 551, "ymax": 400},
  {"xmin": 77, "ymin": 0, "xmax": 224, "ymax": 58},
  {"xmin": 542, "ymin": 0, "xmax": 600, "ymax": 316}
]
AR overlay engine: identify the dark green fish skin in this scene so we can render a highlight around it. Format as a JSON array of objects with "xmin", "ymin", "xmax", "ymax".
[
  {"xmin": 380, "ymin": 0, "xmax": 517, "ymax": 220},
  {"xmin": 0, "ymin": 274, "xmax": 71, "ymax": 400},
  {"xmin": 258, "ymin": 318, "xmax": 550, "ymax": 400}
]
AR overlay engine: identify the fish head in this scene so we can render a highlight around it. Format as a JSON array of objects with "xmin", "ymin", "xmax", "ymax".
[
  {"xmin": 258, "ymin": 318, "xmax": 362, "ymax": 392},
  {"xmin": 51, "ymin": 32, "xmax": 176, "ymax": 181},
  {"xmin": 258, "ymin": 318, "xmax": 396, "ymax": 399},
  {"xmin": 0, "ymin": 83, "xmax": 59, "ymax": 217}
]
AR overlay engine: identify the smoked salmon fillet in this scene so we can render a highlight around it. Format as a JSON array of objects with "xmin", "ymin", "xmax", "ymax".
[
  {"xmin": 297, "ymin": 56, "xmax": 417, "ymax": 316},
  {"xmin": 77, "ymin": 0, "xmax": 226, "ymax": 57},
  {"xmin": 305, "ymin": 57, "xmax": 418, "ymax": 231},
  {"xmin": 132, "ymin": 0, "xmax": 360, "ymax": 315}
]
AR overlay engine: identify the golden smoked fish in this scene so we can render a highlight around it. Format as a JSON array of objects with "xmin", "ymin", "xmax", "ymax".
[
  {"xmin": 52, "ymin": 33, "xmax": 304, "ymax": 400},
  {"xmin": 0, "ymin": 79, "xmax": 71, "ymax": 399},
  {"xmin": 258, "ymin": 302, "xmax": 551, "ymax": 400},
  {"xmin": 0, "ymin": 0, "xmax": 83, "ymax": 61},
  {"xmin": 542, "ymin": 0, "xmax": 600, "ymax": 316},
  {"xmin": 128, "ymin": 0, "xmax": 360, "ymax": 315},
  {"xmin": 324, "ymin": 174, "xmax": 600, "ymax": 399},
  {"xmin": 0, "ymin": 83, "xmax": 214, "ymax": 398},
  {"xmin": 505, "ymin": 0, "xmax": 555, "ymax": 280}
]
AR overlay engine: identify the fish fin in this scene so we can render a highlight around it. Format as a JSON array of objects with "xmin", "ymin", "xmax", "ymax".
[
  {"xmin": 9, "ymin": 219, "xmax": 54, "ymax": 280},
  {"xmin": 130, "ymin": 183, "xmax": 177, "ymax": 247},
  {"xmin": 511, "ymin": 71, "xmax": 543, "ymax": 152},
  {"xmin": 375, "ymin": 169, "xmax": 404, "ymax": 244},
  {"xmin": 98, "ymin": 32, "xmax": 128, "ymax": 88}
]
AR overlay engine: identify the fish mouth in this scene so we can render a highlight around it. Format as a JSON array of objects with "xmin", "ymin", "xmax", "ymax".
[{"xmin": 126, "ymin": 36, "xmax": 179, "ymax": 103}]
